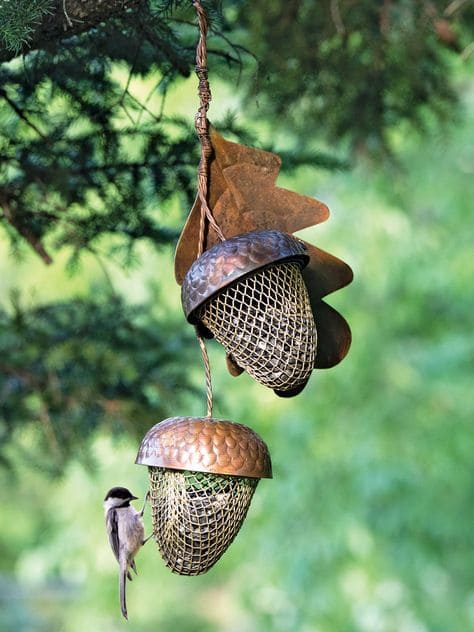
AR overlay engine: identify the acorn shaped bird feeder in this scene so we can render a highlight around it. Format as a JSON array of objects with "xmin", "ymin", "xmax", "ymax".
[
  {"xmin": 136, "ymin": 416, "xmax": 271, "ymax": 575},
  {"xmin": 182, "ymin": 229, "xmax": 317, "ymax": 396},
  {"xmin": 175, "ymin": 1, "xmax": 353, "ymax": 398}
]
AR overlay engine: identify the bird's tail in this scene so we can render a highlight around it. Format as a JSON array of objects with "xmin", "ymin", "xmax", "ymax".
[{"xmin": 119, "ymin": 566, "xmax": 128, "ymax": 620}]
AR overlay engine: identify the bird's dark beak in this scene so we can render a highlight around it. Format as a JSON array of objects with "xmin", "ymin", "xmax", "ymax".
[{"xmin": 130, "ymin": 495, "xmax": 138, "ymax": 500}]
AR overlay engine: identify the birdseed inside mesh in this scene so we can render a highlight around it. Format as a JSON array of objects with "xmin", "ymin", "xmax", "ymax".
[
  {"xmin": 148, "ymin": 466, "xmax": 258, "ymax": 575},
  {"xmin": 198, "ymin": 261, "xmax": 317, "ymax": 392}
]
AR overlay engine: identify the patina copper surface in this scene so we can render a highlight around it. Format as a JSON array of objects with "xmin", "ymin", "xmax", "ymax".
[
  {"xmin": 181, "ymin": 229, "xmax": 308, "ymax": 321},
  {"xmin": 135, "ymin": 416, "xmax": 272, "ymax": 479}
]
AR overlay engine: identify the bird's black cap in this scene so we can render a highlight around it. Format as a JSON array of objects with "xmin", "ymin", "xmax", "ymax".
[{"xmin": 104, "ymin": 486, "xmax": 138, "ymax": 501}]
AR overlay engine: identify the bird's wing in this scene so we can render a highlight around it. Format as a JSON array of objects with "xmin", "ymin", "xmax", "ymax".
[
  {"xmin": 130, "ymin": 559, "xmax": 138, "ymax": 575},
  {"xmin": 106, "ymin": 508, "xmax": 120, "ymax": 563}
]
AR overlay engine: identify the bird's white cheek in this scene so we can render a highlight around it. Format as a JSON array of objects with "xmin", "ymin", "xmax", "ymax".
[{"xmin": 104, "ymin": 498, "xmax": 118, "ymax": 511}]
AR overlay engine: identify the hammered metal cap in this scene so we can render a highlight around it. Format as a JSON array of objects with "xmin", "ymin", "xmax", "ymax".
[
  {"xmin": 182, "ymin": 229, "xmax": 309, "ymax": 322},
  {"xmin": 135, "ymin": 416, "xmax": 272, "ymax": 479}
]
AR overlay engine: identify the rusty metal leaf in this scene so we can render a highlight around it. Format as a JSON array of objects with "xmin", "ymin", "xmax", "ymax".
[
  {"xmin": 175, "ymin": 127, "xmax": 328, "ymax": 283},
  {"xmin": 175, "ymin": 126, "xmax": 353, "ymax": 371}
]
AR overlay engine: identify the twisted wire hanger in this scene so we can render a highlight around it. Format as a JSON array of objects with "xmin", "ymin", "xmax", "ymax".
[
  {"xmin": 192, "ymin": 0, "xmax": 224, "ymax": 418},
  {"xmin": 193, "ymin": 0, "xmax": 226, "ymax": 259}
]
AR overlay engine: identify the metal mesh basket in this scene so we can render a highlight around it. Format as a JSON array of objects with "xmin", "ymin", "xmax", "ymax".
[
  {"xmin": 136, "ymin": 416, "xmax": 272, "ymax": 575},
  {"xmin": 148, "ymin": 467, "xmax": 258, "ymax": 575},
  {"xmin": 182, "ymin": 230, "xmax": 317, "ymax": 395},
  {"xmin": 198, "ymin": 261, "xmax": 316, "ymax": 393}
]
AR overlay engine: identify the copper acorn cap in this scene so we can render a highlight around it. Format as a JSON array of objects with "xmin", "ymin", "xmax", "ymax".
[
  {"xmin": 181, "ymin": 229, "xmax": 309, "ymax": 323},
  {"xmin": 135, "ymin": 416, "xmax": 272, "ymax": 479}
]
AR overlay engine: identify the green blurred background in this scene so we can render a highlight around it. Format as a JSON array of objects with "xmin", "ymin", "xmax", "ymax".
[{"xmin": 0, "ymin": 3, "xmax": 473, "ymax": 631}]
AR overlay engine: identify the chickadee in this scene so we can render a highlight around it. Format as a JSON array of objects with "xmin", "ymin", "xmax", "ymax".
[{"xmin": 103, "ymin": 486, "xmax": 150, "ymax": 620}]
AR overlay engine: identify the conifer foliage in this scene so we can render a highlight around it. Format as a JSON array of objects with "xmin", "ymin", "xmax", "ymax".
[
  {"xmin": 0, "ymin": 0, "xmax": 204, "ymax": 466},
  {"xmin": 0, "ymin": 0, "xmax": 54, "ymax": 54},
  {"xmin": 0, "ymin": 0, "xmax": 471, "ymax": 467}
]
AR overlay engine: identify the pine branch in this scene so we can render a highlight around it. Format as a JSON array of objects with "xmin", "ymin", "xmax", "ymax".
[
  {"xmin": 0, "ymin": 0, "xmax": 145, "ymax": 62},
  {"xmin": 0, "ymin": 193, "xmax": 53, "ymax": 264},
  {"xmin": 0, "ymin": 88, "xmax": 46, "ymax": 138}
]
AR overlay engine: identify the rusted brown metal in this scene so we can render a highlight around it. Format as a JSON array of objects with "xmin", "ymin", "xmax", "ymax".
[
  {"xmin": 301, "ymin": 242, "xmax": 353, "ymax": 368},
  {"xmin": 302, "ymin": 243, "xmax": 353, "ymax": 299},
  {"xmin": 174, "ymin": 127, "xmax": 353, "ymax": 372},
  {"xmin": 181, "ymin": 230, "xmax": 308, "ymax": 321},
  {"xmin": 175, "ymin": 127, "xmax": 328, "ymax": 283},
  {"xmin": 226, "ymin": 353, "xmax": 244, "ymax": 377},
  {"xmin": 135, "ymin": 416, "xmax": 272, "ymax": 479},
  {"xmin": 310, "ymin": 301, "xmax": 352, "ymax": 368}
]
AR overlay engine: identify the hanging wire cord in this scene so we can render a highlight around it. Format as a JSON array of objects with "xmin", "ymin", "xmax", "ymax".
[
  {"xmin": 196, "ymin": 329, "xmax": 214, "ymax": 417},
  {"xmin": 193, "ymin": 0, "xmax": 226, "ymax": 257},
  {"xmin": 192, "ymin": 0, "xmax": 225, "ymax": 418}
]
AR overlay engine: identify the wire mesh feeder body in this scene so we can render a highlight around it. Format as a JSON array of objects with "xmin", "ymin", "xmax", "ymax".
[
  {"xmin": 147, "ymin": 467, "xmax": 258, "ymax": 575},
  {"xmin": 136, "ymin": 416, "xmax": 272, "ymax": 576},
  {"xmin": 182, "ymin": 230, "xmax": 317, "ymax": 396}
]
